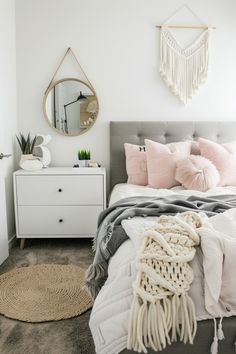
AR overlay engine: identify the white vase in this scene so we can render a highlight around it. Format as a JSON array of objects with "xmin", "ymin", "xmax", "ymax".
[
  {"xmin": 19, "ymin": 154, "xmax": 33, "ymax": 165},
  {"xmin": 19, "ymin": 154, "xmax": 43, "ymax": 171},
  {"xmin": 79, "ymin": 160, "xmax": 89, "ymax": 167}
]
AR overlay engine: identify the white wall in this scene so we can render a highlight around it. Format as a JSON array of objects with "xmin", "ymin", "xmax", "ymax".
[
  {"xmin": 15, "ymin": 0, "xmax": 236, "ymax": 184},
  {"xmin": 0, "ymin": 0, "xmax": 17, "ymax": 241}
]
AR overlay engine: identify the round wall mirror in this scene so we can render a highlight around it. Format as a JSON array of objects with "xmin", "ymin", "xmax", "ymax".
[{"xmin": 43, "ymin": 78, "xmax": 99, "ymax": 136}]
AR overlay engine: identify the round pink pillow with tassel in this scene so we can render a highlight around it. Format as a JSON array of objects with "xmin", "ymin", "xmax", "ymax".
[{"xmin": 175, "ymin": 155, "xmax": 220, "ymax": 192}]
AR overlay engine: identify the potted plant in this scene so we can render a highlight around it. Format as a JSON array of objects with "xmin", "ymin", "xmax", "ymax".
[
  {"xmin": 16, "ymin": 133, "xmax": 42, "ymax": 170},
  {"xmin": 78, "ymin": 149, "xmax": 91, "ymax": 167}
]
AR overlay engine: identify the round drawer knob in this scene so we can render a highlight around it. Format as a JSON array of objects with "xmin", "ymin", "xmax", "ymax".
[
  {"xmin": 58, "ymin": 188, "xmax": 62, "ymax": 192},
  {"xmin": 59, "ymin": 219, "xmax": 63, "ymax": 223}
]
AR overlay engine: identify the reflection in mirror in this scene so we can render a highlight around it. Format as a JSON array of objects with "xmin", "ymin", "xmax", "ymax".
[{"xmin": 44, "ymin": 78, "xmax": 98, "ymax": 136}]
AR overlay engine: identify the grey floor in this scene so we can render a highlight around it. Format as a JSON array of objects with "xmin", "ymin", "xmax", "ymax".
[{"xmin": 0, "ymin": 238, "xmax": 96, "ymax": 354}]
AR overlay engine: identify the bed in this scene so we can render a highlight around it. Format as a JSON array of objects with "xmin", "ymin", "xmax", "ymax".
[{"xmin": 88, "ymin": 121, "xmax": 236, "ymax": 354}]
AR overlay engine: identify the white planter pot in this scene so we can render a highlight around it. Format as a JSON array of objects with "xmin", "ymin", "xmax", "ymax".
[
  {"xmin": 19, "ymin": 154, "xmax": 43, "ymax": 171},
  {"xmin": 79, "ymin": 160, "xmax": 89, "ymax": 167}
]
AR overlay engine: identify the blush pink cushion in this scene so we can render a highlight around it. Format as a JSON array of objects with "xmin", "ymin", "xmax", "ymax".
[
  {"xmin": 175, "ymin": 155, "xmax": 220, "ymax": 192},
  {"xmin": 145, "ymin": 139, "xmax": 191, "ymax": 188},
  {"xmin": 190, "ymin": 141, "xmax": 200, "ymax": 155},
  {"xmin": 199, "ymin": 138, "xmax": 236, "ymax": 186},
  {"xmin": 124, "ymin": 143, "xmax": 148, "ymax": 185}
]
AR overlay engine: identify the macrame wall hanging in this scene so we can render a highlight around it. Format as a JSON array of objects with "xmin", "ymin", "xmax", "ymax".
[{"xmin": 156, "ymin": 5, "xmax": 216, "ymax": 104}]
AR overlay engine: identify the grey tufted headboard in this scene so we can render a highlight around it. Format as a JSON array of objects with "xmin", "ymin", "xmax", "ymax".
[{"xmin": 110, "ymin": 121, "xmax": 236, "ymax": 190}]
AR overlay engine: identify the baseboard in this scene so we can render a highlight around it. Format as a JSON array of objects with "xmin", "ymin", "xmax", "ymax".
[{"xmin": 8, "ymin": 234, "xmax": 16, "ymax": 249}]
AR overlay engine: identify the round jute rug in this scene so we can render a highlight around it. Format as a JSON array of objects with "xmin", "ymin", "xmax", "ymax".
[{"xmin": 0, "ymin": 264, "xmax": 92, "ymax": 322}]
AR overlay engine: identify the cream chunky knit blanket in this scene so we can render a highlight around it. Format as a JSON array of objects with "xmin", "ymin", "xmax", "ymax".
[{"xmin": 127, "ymin": 212, "xmax": 203, "ymax": 353}]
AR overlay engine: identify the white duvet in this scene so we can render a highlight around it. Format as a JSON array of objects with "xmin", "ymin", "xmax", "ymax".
[
  {"xmin": 109, "ymin": 183, "xmax": 236, "ymax": 206},
  {"xmin": 90, "ymin": 184, "xmax": 236, "ymax": 354}
]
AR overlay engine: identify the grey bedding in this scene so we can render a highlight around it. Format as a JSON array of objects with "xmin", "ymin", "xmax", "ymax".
[{"xmin": 85, "ymin": 194, "xmax": 236, "ymax": 299}]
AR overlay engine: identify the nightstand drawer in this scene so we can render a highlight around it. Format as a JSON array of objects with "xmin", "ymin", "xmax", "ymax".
[
  {"xmin": 18, "ymin": 205, "xmax": 103, "ymax": 236},
  {"xmin": 16, "ymin": 175, "xmax": 104, "ymax": 205}
]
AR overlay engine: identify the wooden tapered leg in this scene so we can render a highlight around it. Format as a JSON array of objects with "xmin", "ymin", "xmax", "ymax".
[{"xmin": 20, "ymin": 238, "xmax": 25, "ymax": 250}]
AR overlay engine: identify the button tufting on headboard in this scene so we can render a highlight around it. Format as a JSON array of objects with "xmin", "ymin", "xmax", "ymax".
[{"xmin": 110, "ymin": 121, "xmax": 236, "ymax": 191}]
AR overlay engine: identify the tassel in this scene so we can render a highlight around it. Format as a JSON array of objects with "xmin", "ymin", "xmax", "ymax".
[
  {"xmin": 210, "ymin": 318, "xmax": 218, "ymax": 354},
  {"xmin": 171, "ymin": 294, "xmax": 177, "ymax": 342},
  {"xmin": 217, "ymin": 317, "xmax": 224, "ymax": 340},
  {"xmin": 162, "ymin": 299, "xmax": 171, "ymax": 345},
  {"xmin": 211, "ymin": 337, "xmax": 218, "ymax": 354},
  {"xmin": 157, "ymin": 300, "xmax": 166, "ymax": 348},
  {"xmin": 127, "ymin": 295, "xmax": 141, "ymax": 351},
  {"xmin": 136, "ymin": 302, "xmax": 148, "ymax": 353},
  {"xmin": 150, "ymin": 302, "xmax": 161, "ymax": 351},
  {"xmin": 147, "ymin": 303, "xmax": 158, "ymax": 351}
]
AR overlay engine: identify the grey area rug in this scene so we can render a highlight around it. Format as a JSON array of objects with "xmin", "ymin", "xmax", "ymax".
[{"xmin": 0, "ymin": 238, "xmax": 95, "ymax": 354}]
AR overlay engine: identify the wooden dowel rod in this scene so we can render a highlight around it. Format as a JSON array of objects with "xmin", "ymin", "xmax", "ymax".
[{"xmin": 156, "ymin": 25, "xmax": 216, "ymax": 29}]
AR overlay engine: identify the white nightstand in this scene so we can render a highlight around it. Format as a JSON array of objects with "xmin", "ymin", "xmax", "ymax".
[{"xmin": 13, "ymin": 167, "xmax": 106, "ymax": 249}]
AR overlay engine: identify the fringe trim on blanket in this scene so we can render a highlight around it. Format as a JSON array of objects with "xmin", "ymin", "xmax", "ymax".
[
  {"xmin": 92, "ymin": 222, "xmax": 114, "ymax": 252},
  {"xmin": 127, "ymin": 294, "xmax": 197, "ymax": 353},
  {"xmin": 84, "ymin": 262, "xmax": 108, "ymax": 299}
]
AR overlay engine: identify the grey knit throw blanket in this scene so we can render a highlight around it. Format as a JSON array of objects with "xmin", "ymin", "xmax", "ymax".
[{"xmin": 85, "ymin": 194, "xmax": 236, "ymax": 299}]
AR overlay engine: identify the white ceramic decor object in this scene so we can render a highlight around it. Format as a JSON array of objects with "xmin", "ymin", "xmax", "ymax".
[
  {"xmin": 20, "ymin": 154, "xmax": 43, "ymax": 171},
  {"xmin": 19, "ymin": 154, "xmax": 34, "ymax": 166},
  {"xmin": 34, "ymin": 135, "xmax": 52, "ymax": 167},
  {"xmin": 79, "ymin": 160, "xmax": 90, "ymax": 167}
]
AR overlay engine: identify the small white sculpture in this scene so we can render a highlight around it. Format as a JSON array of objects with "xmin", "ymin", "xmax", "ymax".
[{"xmin": 33, "ymin": 134, "xmax": 52, "ymax": 167}]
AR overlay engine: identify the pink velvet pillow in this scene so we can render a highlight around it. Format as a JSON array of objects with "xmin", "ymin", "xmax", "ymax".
[
  {"xmin": 145, "ymin": 139, "xmax": 191, "ymax": 188},
  {"xmin": 190, "ymin": 141, "xmax": 200, "ymax": 155},
  {"xmin": 175, "ymin": 155, "xmax": 220, "ymax": 192},
  {"xmin": 124, "ymin": 143, "xmax": 148, "ymax": 185},
  {"xmin": 198, "ymin": 138, "xmax": 236, "ymax": 186}
]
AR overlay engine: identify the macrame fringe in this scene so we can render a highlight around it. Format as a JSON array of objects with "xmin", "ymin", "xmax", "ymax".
[
  {"xmin": 127, "ymin": 293, "xmax": 197, "ymax": 353},
  {"xmin": 160, "ymin": 29, "xmax": 210, "ymax": 104}
]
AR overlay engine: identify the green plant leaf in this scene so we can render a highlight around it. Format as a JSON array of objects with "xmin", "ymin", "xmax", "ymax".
[
  {"xmin": 16, "ymin": 135, "xmax": 23, "ymax": 152},
  {"xmin": 16, "ymin": 133, "xmax": 37, "ymax": 154},
  {"xmin": 31, "ymin": 136, "xmax": 37, "ymax": 153},
  {"xmin": 78, "ymin": 149, "xmax": 91, "ymax": 160}
]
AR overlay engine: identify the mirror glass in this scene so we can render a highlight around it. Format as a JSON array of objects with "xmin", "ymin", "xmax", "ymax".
[{"xmin": 43, "ymin": 78, "xmax": 99, "ymax": 136}]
